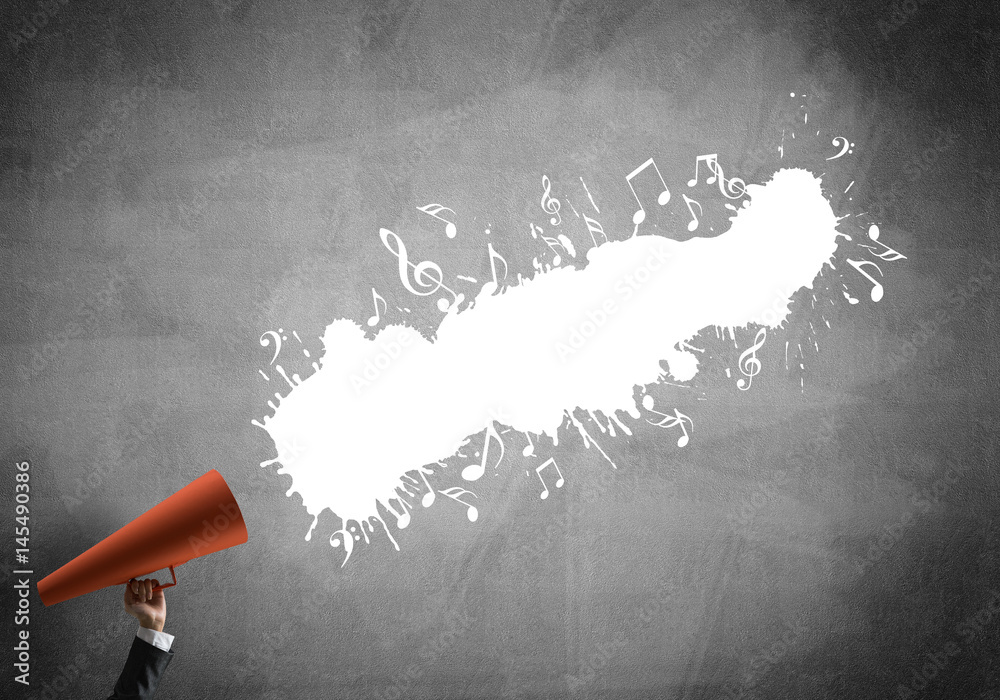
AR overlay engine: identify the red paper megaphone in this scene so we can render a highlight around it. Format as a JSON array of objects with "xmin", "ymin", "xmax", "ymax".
[{"xmin": 38, "ymin": 469, "xmax": 248, "ymax": 606}]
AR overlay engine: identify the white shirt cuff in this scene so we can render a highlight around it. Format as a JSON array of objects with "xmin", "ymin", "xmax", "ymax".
[{"xmin": 136, "ymin": 626, "xmax": 174, "ymax": 652}]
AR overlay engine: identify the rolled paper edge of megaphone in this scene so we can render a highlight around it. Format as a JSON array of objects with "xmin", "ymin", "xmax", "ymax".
[{"xmin": 37, "ymin": 469, "xmax": 249, "ymax": 606}]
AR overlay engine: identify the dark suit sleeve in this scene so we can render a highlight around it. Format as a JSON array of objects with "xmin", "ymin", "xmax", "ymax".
[{"xmin": 106, "ymin": 635, "xmax": 174, "ymax": 700}]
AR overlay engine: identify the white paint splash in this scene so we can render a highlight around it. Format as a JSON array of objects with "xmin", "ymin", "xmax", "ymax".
[{"xmin": 256, "ymin": 168, "xmax": 841, "ymax": 562}]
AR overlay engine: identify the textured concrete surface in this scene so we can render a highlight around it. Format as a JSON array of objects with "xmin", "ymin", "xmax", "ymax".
[{"xmin": 2, "ymin": 1, "xmax": 999, "ymax": 698}]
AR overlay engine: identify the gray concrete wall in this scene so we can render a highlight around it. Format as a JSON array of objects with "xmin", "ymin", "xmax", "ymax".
[{"xmin": 2, "ymin": 1, "xmax": 998, "ymax": 698}]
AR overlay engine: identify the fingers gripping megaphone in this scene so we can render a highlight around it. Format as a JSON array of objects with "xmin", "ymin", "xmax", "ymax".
[{"xmin": 38, "ymin": 469, "xmax": 249, "ymax": 606}]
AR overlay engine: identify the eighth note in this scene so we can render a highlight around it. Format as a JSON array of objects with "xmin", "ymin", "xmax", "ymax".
[
  {"xmin": 642, "ymin": 395, "xmax": 693, "ymax": 447},
  {"xmin": 522, "ymin": 432, "xmax": 535, "ymax": 457},
  {"xmin": 367, "ymin": 288, "xmax": 387, "ymax": 327},
  {"xmin": 483, "ymin": 242, "xmax": 508, "ymax": 295},
  {"xmin": 535, "ymin": 457, "xmax": 564, "ymax": 499},
  {"xmin": 681, "ymin": 194, "xmax": 703, "ymax": 233},
  {"xmin": 416, "ymin": 203, "xmax": 458, "ymax": 238},
  {"xmin": 846, "ymin": 258, "xmax": 884, "ymax": 302},
  {"xmin": 626, "ymin": 157, "xmax": 670, "ymax": 225},
  {"xmin": 441, "ymin": 487, "xmax": 479, "ymax": 522},
  {"xmin": 461, "ymin": 422, "xmax": 505, "ymax": 481},
  {"xmin": 650, "ymin": 409, "xmax": 692, "ymax": 447}
]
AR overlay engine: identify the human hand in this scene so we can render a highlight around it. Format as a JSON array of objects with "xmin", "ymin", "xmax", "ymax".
[{"xmin": 123, "ymin": 578, "xmax": 166, "ymax": 632}]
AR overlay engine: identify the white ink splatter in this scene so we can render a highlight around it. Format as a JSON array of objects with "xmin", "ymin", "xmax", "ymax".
[{"xmin": 256, "ymin": 168, "xmax": 841, "ymax": 563}]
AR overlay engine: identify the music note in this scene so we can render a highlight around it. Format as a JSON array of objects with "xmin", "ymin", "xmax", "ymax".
[
  {"xmin": 645, "ymin": 407, "xmax": 693, "ymax": 447},
  {"xmin": 737, "ymin": 328, "xmax": 767, "ymax": 391},
  {"xmin": 583, "ymin": 215, "xmax": 608, "ymax": 246},
  {"xmin": 846, "ymin": 258, "xmax": 884, "ymax": 302},
  {"xmin": 416, "ymin": 203, "xmax": 458, "ymax": 238},
  {"xmin": 685, "ymin": 153, "xmax": 746, "ymax": 200},
  {"xmin": 385, "ymin": 498, "xmax": 411, "ymax": 529},
  {"xmin": 681, "ymin": 195, "xmax": 703, "ymax": 232},
  {"xmin": 417, "ymin": 470, "xmax": 435, "ymax": 508},
  {"xmin": 441, "ymin": 487, "xmax": 479, "ymax": 522},
  {"xmin": 522, "ymin": 432, "xmax": 535, "ymax": 457},
  {"xmin": 825, "ymin": 136, "xmax": 853, "ymax": 161},
  {"xmin": 858, "ymin": 224, "xmax": 907, "ymax": 262},
  {"xmin": 535, "ymin": 458, "xmax": 564, "ymax": 499},
  {"xmin": 541, "ymin": 175, "xmax": 562, "ymax": 226},
  {"xmin": 483, "ymin": 242, "xmax": 508, "ymax": 295},
  {"xmin": 260, "ymin": 330, "xmax": 282, "ymax": 364},
  {"xmin": 626, "ymin": 158, "xmax": 670, "ymax": 225},
  {"xmin": 530, "ymin": 223, "xmax": 576, "ymax": 265},
  {"xmin": 379, "ymin": 228, "xmax": 465, "ymax": 312},
  {"xmin": 366, "ymin": 288, "xmax": 387, "ymax": 327},
  {"xmin": 687, "ymin": 154, "xmax": 719, "ymax": 187},
  {"xmin": 461, "ymin": 422, "xmax": 505, "ymax": 481}
]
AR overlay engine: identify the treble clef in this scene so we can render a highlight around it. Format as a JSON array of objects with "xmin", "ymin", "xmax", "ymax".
[
  {"xmin": 540, "ymin": 175, "xmax": 562, "ymax": 226},
  {"xmin": 737, "ymin": 328, "xmax": 767, "ymax": 391},
  {"xmin": 379, "ymin": 228, "xmax": 464, "ymax": 313}
]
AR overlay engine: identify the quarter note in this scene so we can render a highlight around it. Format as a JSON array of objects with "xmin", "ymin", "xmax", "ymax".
[
  {"xmin": 846, "ymin": 258, "xmax": 884, "ymax": 302},
  {"xmin": 540, "ymin": 175, "xmax": 562, "ymax": 226},
  {"xmin": 416, "ymin": 203, "xmax": 458, "ymax": 238},
  {"xmin": 625, "ymin": 157, "xmax": 670, "ymax": 225},
  {"xmin": 461, "ymin": 422, "xmax": 505, "ymax": 481},
  {"xmin": 535, "ymin": 457, "xmax": 564, "ymax": 499},
  {"xmin": 483, "ymin": 242, "xmax": 508, "ymax": 295},
  {"xmin": 367, "ymin": 288, "xmax": 387, "ymax": 326},
  {"xmin": 441, "ymin": 487, "xmax": 479, "ymax": 522},
  {"xmin": 681, "ymin": 195, "xmax": 702, "ymax": 232}
]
